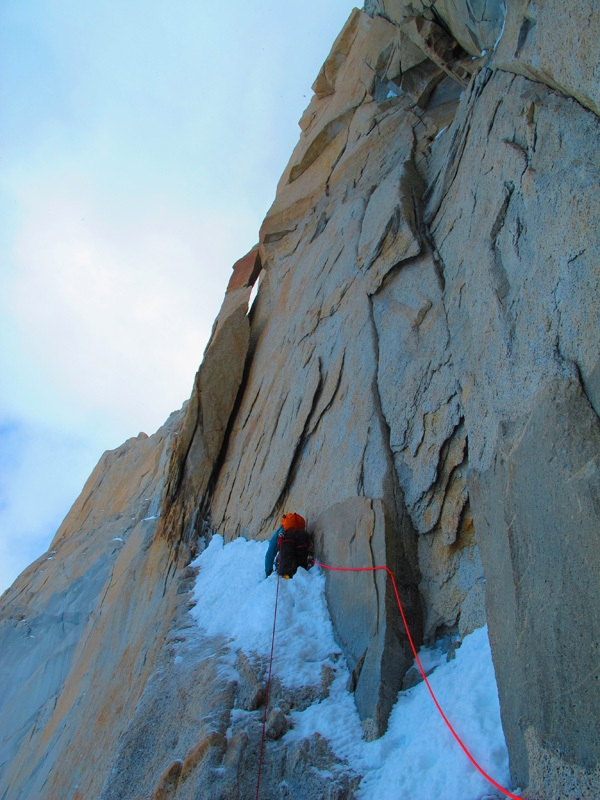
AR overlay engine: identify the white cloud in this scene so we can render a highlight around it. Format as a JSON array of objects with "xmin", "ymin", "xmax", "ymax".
[
  {"xmin": 0, "ymin": 0, "xmax": 357, "ymax": 594},
  {"xmin": 7, "ymin": 170, "xmax": 256, "ymax": 435}
]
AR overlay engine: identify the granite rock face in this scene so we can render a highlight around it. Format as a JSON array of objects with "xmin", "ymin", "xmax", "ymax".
[
  {"xmin": 1, "ymin": 3, "xmax": 599, "ymax": 799},
  {"xmin": 0, "ymin": 415, "xmax": 183, "ymax": 799},
  {"xmin": 0, "ymin": 413, "xmax": 357, "ymax": 800},
  {"xmin": 494, "ymin": 0, "xmax": 600, "ymax": 117},
  {"xmin": 421, "ymin": 22, "xmax": 600, "ymax": 800},
  {"xmin": 312, "ymin": 497, "xmax": 420, "ymax": 740},
  {"xmin": 209, "ymin": 12, "xmax": 478, "ymax": 665},
  {"xmin": 471, "ymin": 378, "xmax": 600, "ymax": 790},
  {"xmin": 365, "ymin": 0, "xmax": 507, "ymax": 57},
  {"xmin": 160, "ymin": 246, "xmax": 261, "ymax": 552}
]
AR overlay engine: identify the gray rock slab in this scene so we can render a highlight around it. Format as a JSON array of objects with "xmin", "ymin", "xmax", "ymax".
[
  {"xmin": 494, "ymin": 0, "xmax": 600, "ymax": 117},
  {"xmin": 313, "ymin": 497, "xmax": 421, "ymax": 739},
  {"xmin": 471, "ymin": 378, "xmax": 600, "ymax": 797},
  {"xmin": 427, "ymin": 64, "xmax": 600, "ymax": 796}
]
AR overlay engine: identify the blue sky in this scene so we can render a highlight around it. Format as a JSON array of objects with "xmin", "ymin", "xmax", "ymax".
[{"xmin": 0, "ymin": 0, "xmax": 357, "ymax": 594}]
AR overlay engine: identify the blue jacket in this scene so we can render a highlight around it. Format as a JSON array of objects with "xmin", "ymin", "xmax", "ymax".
[{"xmin": 265, "ymin": 526, "xmax": 283, "ymax": 577}]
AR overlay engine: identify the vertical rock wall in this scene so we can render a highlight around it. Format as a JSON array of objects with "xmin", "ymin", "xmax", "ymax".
[
  {"xmin": 1, "ymin": 3, "xmax": 599, "ymax": 799},
  {"xmin": 426, "ymin": 62, "xmax": 600, "ymax": 795},
  {"xmin": 359, "ymin": 1, "xmax": 600, "ymax": 795},
  {"xmin": 208, "ymin": 6, "xmax": 485, "ymax": 737},
  {"xmin": 206, "ymin": 2, "xmax": 600, "ymax": 795}
]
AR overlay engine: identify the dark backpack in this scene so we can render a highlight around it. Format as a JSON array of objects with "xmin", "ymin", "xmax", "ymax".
[{"xmin": 277, "ymin": 529, "xmax": 312, "ymax": 578}]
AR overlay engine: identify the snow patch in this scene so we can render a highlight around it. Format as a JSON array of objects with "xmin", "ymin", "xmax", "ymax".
[
  {"xmin": 191, "ymin": 535, "xmax": 514, "ymax": 799},
  {"xmin": 191, "ymin": 535, "xmax": 338, "ymax": 688}
]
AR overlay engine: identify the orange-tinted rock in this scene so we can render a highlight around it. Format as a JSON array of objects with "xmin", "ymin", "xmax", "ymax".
[{"xmin": 226, "ymin": 245, "xmax": 262, "ymax": 292}]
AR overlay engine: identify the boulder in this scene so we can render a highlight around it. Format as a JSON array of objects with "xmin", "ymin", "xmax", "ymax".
[
  {"xmin": 313, "ymin": 497, "xmax": 419, "ymax": 739},
  {"xmin": 432, "ymin": 0, "xmax": 507, "ymax": 57},
  {"xmin": 365, "ymin": 0, "xmax": 507, "ymax": 59}
]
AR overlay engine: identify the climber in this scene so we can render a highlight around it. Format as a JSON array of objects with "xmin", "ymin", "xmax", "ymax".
[{"xmin": 264, "ymin": 512, "xmax": 313, "ymax": 579}]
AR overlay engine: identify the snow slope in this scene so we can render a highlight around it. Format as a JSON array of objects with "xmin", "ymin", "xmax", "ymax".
[{"xmin": 191, "ymin": 535, "xmax": 516, "ymax": 800}]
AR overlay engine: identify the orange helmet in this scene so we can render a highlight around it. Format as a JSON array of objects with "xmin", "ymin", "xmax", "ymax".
[{"xmin": 281, "ymin": 512, "xmax": 306, "ymax": 531}]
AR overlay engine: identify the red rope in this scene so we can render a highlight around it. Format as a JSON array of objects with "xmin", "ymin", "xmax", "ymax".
[
  {"xmin": 255, "ymin": 573, "xmax": 280, "ymax": 800},
  {"xmin": 314, "ymin": 561, "xmax": 522, "ymax": 800}
]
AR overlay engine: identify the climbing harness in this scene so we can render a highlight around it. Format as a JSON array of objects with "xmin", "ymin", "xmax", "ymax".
[
  {"xmin": 255, "ymin": 560, "xmax": 521, "ymax": 800},
  {"xmin": 314, "ymin": 561, "xmax": 522, "ymax": 800}
]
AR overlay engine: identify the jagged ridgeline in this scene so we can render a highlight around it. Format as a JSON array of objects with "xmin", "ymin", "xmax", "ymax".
[{"xmin": 1, "ymin": 2, "xmax": 599, "ymax": 799}]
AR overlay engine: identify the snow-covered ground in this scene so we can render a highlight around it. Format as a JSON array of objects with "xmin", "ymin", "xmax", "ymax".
[{"xmin": 191, "ymin": 534, "xmax": 517, "ymax": 800}]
